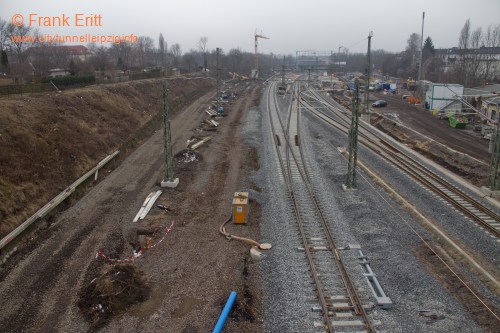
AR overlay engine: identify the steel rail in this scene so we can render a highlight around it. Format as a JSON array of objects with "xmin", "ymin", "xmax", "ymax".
[
  {"xmin": 300, "ymin": 89, "xmax": 500, "ymax": 322},
  {"xmin": 266, "ymin": 81, "xmax": 375, "ymax": 332},
  {"xmin": 295, "ymin": 89, "xmax": 374, "ymax": 328},
  {"xmin": 302, "ymin": 90, "xmax": 500, "ymax": 236},
  {"xmin": 266, "ymin": 82, "xmax": 334, "ymax": 333}
]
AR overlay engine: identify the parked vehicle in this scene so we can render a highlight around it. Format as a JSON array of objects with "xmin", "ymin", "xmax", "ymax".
[{"xmin": 372, "ymin": 100, "xmax": 387, "ymax": 107}]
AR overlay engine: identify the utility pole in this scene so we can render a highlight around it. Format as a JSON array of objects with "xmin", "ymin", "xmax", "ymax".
[
  {"xmin": 160, "ymin": 80, "xmax": 179, "ymax": 188},
  {"xmin": 337, "ymin": 45, "xmax": 343, "ymax": 73},
  {"xmin": 216, "ymin": 47, "xmax": 221, "ymax": 113},
  {"xmin": 345, "ymin": 80, "xmax": 360, "ymax": 190},
  {"xmin": 364, "ymin": 31, "xmax": 373, "ymax": 115},
  {"xmin": 417, "ymin": 12, "xmax": 426, "ymax": 100},
  {"xmin": 281, "ymin": 55, "xmax": 286, "ymax": 89},
  {"xmin": 417, "ymin": 12, "xmax": 425, "ymax": 83},
  {"xmin": 490, "ymin": 125, "xmax": 500, "ymax": 190}
]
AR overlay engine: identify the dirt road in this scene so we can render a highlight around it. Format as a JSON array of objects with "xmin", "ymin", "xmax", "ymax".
[
  {"xmin": 371, "ymin": 92, "xmax": 490, "ymax": 162},
  {"xmin": 0, "ymin": 82, "xmax": 263, "ymax": 332}
]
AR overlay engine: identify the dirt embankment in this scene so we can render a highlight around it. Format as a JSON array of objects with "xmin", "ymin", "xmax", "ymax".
[
  {"xmin": 0, "ymin": 77, "xmax": 214, "ymax": 238},
  {"xmin": 371, "ymin": 115, "xmax": 490, "ymax": 186},
  {"xmin": 331, "ymin": 93, "xmax": 490, "ymax": 186}
]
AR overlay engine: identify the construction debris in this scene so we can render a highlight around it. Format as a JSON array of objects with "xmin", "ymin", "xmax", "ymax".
[
  {"xmin": 77, "ymin": 264, "xmax": 150, "ymax": 328},
  {"xmin": 133, "ymin": 190, "xmax": 162, "ymax": 222},
  {"xmin": 157, "ymin": 204, "xmax": 171, "ymax": 211},
  {"xmin": 206, "ymin": 109, "xmax": 217, "ymax": 116},
  {"xmin": 205, "ymin": 119, "xmax": 219, "ymax": 127},
  {"xmin": 190, "ymin": 136, "xmax": 212, "ymax": 149}
]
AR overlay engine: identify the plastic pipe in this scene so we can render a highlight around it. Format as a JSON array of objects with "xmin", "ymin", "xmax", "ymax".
[{"xmin": 212, "ymin": 291, "xmax": 237, "ymax": 333}]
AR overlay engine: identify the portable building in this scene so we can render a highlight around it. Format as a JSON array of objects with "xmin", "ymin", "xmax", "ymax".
[{"xmin": 424, "ymin": 82, "xmax": 464, "ymax": 112}]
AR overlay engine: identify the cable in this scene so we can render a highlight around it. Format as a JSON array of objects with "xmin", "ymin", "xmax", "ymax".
[{"xmin": 219, "ymin": 215, "xmax": 269, "ymax": 250}]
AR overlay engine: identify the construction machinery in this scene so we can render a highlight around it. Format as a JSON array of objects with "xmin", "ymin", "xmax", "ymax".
[
  {"xmin": 407, "ymin": 77, "xmax": 416, "ymax": 91},
  {"xmin": 251, "ymin": 31, "xmax": 269, "ymax": 79}
]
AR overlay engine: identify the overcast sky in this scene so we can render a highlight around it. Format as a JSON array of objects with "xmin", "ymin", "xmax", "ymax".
[{"xmin": 2, "ymin": 0, "xmax": 499, "ymax": 55}]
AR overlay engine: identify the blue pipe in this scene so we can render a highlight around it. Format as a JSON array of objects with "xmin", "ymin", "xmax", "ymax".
[{"xmin": 212, "ymin": 291, "xmax": 237, "ymax": 333}]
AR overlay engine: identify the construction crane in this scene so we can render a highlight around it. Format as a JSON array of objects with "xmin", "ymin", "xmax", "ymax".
[{"xmin": 251, "ymin": 31, "xmax": 269, "ymax": 79}]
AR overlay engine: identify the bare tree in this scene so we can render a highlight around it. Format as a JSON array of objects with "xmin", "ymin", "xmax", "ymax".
[
  {"xmin": 170, "ymin": 43, "xmax": 181, "ymax": 67},
  {"xmin": 456, "ymin": 19, "xmax": 472, "ymax": 85},
  {"xmin": 135, "ymin": 36, "xmax": 155, "ymax": 68},
  {"xmin": 0, "ymin": 18, "xmax": 9, "ymax": 72},
  {"xmin": 484, "ymin": 24, "xmax": 500, "ymax": 47},
  {"xmin": 401, "ymin": 33, "xmax": 420, "ymax": 77},
  {"xmin": 481, "ymin": 24, "xmax": 500, "ymax": 82},
  {"xmin": 159, "ymin": 33, "xmax": 166, "ymax": 67},
  {"xmin": 110, "ymin": 42, "xmax": 132, "ymax": 69},
  {"xmin": 182, "ymin": 52, "xmax": 196, "ymax": 72},
  {"xmin": 459, "ymin": 19, "xmax": 471, "ymax": 49},
  {"xmin": 198, "ymin": 36, "xmax": 208, "ymax": 69},
  {"xmin": 198, "ymin": 36, "xmax": 208, "ymax": 52},
  {"xmin": 6, "ymin": 23, "xmax": 33, "ymax": 64},
  {"xmin": 0, "ymin": 18, "xmax": 8, "ymax": 52},
  {"xmin": 228, "ymin": 47, "xmax": 243, "ymax": 73},
  {"xmin": 468, "ymin": 27, "xmax": 483, "ymax": 85}
]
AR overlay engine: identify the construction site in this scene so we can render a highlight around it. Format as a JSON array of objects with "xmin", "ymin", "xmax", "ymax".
[{"xmin": 1, "ymin": 2, "xmax": 500, "ymax": 332}]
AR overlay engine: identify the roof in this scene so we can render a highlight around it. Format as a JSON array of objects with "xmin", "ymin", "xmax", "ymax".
[
  {"xmin": 48, "ymin": 68, "xmax": 69, "ymax": 72},
  {"xmin": 435, "ymin": 46, "xmax": 500, "ymax": 55},
  {"xmin": 28, "ymin": 45, "xmax": 90, "ymax": 56},
  {"xmin": 465, "ymin": 84, "xmax": 500, "ymax": 95},
  {"xmin": 484, "ymin": 96, "xmax": 500, "ymax": 105}
]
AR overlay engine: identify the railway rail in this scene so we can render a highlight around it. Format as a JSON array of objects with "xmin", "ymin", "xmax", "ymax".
[
  {"xmin": 266, "ymin": 81, "xmax": 378, "ymax": 332},
  {"xmin": 300, "ymin": 89, "xmax": 500, "ymax": 238}
]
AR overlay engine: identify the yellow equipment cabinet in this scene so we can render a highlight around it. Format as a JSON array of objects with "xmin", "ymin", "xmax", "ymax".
[{"xmin": 232, "ymin": 192, "xmax": 249, "ymax": 224}]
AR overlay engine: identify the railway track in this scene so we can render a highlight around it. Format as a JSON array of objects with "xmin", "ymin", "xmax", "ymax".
[
  {"xmin": 300, "ymin": 89, "xmax": 500, "ymax": 238},
  {"xmin": 266, "ymin": 81, "xmax": 378, "ymax": 332}
]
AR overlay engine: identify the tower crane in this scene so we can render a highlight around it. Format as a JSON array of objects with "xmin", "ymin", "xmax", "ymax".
[{"xmin": 252, "ymin": 31, "xmax": 269, "ymax": 79}]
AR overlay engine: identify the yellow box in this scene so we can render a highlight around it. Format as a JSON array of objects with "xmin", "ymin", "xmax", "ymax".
[{"xmin": 232, "ymin": 192, "xmax": 249, "ymax": 224}]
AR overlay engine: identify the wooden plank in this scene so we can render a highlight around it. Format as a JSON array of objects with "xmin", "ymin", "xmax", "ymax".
[
  {"xmin": 133, "ymin": 191, "xmax": 155, "ymax": 222},
  {"xmin": 139, "ymin": 190, "xmax": 162, "ymax": 220},
  {"xmin": 191, "ymin": 136, "xmax": 211, "ymax": 150}
]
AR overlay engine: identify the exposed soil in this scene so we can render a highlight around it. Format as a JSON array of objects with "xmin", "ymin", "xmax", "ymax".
[
  {"xmin": 78, "ymin": 264, "xmax": 150, "ymax": 328},
  {"xmin": 0, "ymin": 80, "xmax": 263, "ymax": 332},
  {"xmin": 0, "ymin": 76, "xmax": 214, "ymax": 239}
]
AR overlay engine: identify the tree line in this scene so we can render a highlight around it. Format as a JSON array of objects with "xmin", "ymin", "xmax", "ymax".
[{"xmin": 0, "ymin": 16, "xmax": 499, "ymax": 87}]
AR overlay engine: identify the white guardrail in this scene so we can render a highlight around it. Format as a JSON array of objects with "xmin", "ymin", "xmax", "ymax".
[{"xmin": 0, "ymin": 150, "xmax": 119, "ymax": 256}]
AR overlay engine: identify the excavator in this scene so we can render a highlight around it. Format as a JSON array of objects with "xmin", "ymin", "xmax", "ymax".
[{"xmin": 407, "ymin": 77, "xmax": 416, "ymax": 91}]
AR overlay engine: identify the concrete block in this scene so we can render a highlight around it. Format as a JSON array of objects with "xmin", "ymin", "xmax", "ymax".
[
  {"xmin": 161, "ymin": 178, "xmax": 179, "ymax": 188},
  {"xmin": 342, "ymin": 184, "xmax": 357, "ymax": 192}
]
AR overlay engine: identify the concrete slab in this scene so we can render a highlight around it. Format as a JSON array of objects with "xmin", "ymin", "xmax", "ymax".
[
  {"xmin": 480, "ymin": 186, "xmax": 500, "ymax": 199},
  {"xmin": 161, "ymin": 178, "xmax": 179, "ymax": 188},
  {"xmin": 342, "ymin": 184, "xmax": 357, "ymax": 192}
]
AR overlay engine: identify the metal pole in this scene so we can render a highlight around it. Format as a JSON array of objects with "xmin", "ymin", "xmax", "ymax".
[
  {"xmin": 489, "ymin": 125, "xmax": 500, "ymax": 190},
  {"xmin": 418, "ymin": 12, "xmax": 425, "ymax": 82},
  {"xmin": 365, "ymin": 32, "xmax": 373, "ymax": 114},
  {"xmin": 338, "ymin": 45, "xmax": 343, "ymax": 73},
  {"xmin": 346, "ymin": 80, "xmax": 360, "ymax": 189},
  {"xmin": 162, "ymin": 80, "xmax": 174, "ymax": 182},
  {"xmin": 282, "ymin": 55, "xmax": 286, "ymax": 88},
  {"xmin": 216, "ymin": 47, "xmax": 220, "ymax": 113}
]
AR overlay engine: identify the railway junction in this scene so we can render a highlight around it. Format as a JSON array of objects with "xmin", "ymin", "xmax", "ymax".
[{"xmin": 0, "ymin": 74, "xmax": 499, "ymax": 333}]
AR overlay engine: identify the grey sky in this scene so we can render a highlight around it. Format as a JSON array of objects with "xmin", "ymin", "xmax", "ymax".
[{"xmin": 2, "ymin": 0, "xmax": 499, "ymax": 54}]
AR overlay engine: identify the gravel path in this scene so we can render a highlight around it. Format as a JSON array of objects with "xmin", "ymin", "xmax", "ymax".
[{"xmin": 249, "ymin": 83, "xmax": 497, "ymax": 332}]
